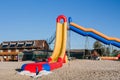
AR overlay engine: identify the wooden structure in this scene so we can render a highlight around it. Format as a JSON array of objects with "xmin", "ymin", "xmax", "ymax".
[{"xmin": 0, "ymin": 40, "xmax": 49, "ymax": 61}]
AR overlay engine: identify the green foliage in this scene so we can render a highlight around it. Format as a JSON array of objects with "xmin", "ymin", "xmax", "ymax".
[
  {"xmin": 93, "ymin": 41, "xmax": 120, "ymax": 57},
  {"xmin": 101, "ymin": 46, "xmax": 107, "ymax": 56},
  {"xmin": 93, "ymin": 41, "xmax": 102, "ymax": 49},
  {"xmin": 106, "ymin": 47, "xmax": 110, "ymax": 56},
  {"xmin": 110, "ymin": 50, "xmax": 120, "ymax": 57}
]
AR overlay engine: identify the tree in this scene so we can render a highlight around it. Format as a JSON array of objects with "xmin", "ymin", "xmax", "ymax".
[
  {"xmin": 106, "ymin": 47, "xmax": 110, "ymax": 56},
  {"xmin": 93, "ymin": 41, "xmax": 102, "ymax": 49},
  {"xmin": 101, "ymin": 46, "xmax": 107, "ymax": 56},
  {"xmin": 110, "ymin": 49, "xmax": 120, "ymax": 57},
  {"xmin": 93, "ymin": 41, "xmax": 103, "ymax": 56}
]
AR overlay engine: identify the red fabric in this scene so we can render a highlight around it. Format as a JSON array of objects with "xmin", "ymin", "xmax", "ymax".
[
  {"xmin": 25, "ymin": 64, "xmax": 39, "ymax": 73},
  {"xmin": 57, "ymin": 53, "xmax": 67, "ymax": 63},
  {"xmin": 24, "ymin": 62, "xmax": 46, "ymax": 73},
  {"xmin": 56, "ymin": 15, "xmax": 67, "ymax": 22},
  {"xmin": 49, "ymin": 62, "xmax": 62, "ymax": 70},
  {"xmin": 24, "ymin": 62, "xmax": 63, "ymax": 72},
  {"xmin": 48, "ymin": 57, "xmax": 52, "ymax": 62},
  {"xmin": 57, "ymin": 57, "xmax": 63, "ymax": 63},
  {"xmin": 63, "ymin": 53, "xmax": 66, "ymax": 63},
  {"xmin": 117, "ymin": 54, "xmax": 120, "ymax": 58}
]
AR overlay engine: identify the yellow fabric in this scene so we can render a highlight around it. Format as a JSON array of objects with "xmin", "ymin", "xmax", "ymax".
[{"xmin": 50, "ymin": 22, "xmax": 68, "ymax": 63}]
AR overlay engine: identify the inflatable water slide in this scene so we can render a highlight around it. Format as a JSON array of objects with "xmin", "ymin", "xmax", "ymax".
[
  {"xmin": 21, "ymin": 15, "xmax": 120, "ymax": 73},
  {"xmin": 21, "ymin": 15, "xmax": 68, "ymax": 73}
]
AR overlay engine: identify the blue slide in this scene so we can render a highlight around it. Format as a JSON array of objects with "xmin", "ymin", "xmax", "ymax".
[{"xmin": 69, "ymin": 18, "xmax": 120, "ymax": 48}]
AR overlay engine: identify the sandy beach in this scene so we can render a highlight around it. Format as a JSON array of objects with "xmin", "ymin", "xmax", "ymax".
[{"xmin": 0, "ymin": 60, "xmax": 120, "ymax": 80}]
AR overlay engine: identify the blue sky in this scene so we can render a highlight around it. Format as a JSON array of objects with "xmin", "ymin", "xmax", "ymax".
[{"xmin": 0, "ymin": 0, "xmax": 120, "ymax": 49}]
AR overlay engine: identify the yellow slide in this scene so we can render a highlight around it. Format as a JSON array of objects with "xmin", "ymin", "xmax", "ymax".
[{"xmin": 48, "ymin": 15, "xmax": 68, "ymax": 63}]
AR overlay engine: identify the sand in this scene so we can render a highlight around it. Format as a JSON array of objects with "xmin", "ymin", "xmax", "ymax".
[{"xmin": 0, "ymin": 60, "xmax": 120, "ymax": 80}]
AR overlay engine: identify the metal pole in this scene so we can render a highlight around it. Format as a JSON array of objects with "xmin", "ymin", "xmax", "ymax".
[
  {"xmin": 109, "ymin": 44, "xmax": 113, "ymax": 56},
  {"xmin": 84, "ymin": 36, "xmax": 89, "ymax": 59},
  {"xmin": 85, "ymin": 36, "xmax": 89, "ymax": 49},
  {"xmin": 67, "ymin": 29, "xmax": 71, "ymax": 60}
]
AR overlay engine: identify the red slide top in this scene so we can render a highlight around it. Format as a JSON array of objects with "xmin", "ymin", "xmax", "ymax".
[{"xmin": 56, "ymin": 15, "xmax": 67, "ymax": 23}]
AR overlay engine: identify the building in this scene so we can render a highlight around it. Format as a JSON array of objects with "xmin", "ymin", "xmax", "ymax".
[{"xmin": 0, "ymin": 40, "xmax": 49, "ymax": 61}]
